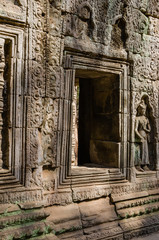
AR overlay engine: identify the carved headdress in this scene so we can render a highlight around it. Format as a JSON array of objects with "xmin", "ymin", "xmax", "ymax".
[{"xmin": 137, "ymin": 99, "xmax": 147, "ymax": 116}]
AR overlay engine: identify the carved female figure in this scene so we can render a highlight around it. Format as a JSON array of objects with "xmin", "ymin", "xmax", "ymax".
[{"xmin": 135, "ymin": 99, "xmax": 151, "ymax": 171}]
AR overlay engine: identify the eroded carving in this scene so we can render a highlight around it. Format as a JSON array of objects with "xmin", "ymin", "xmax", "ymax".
[
  {"xmin": 0, "ymin": 0, "xmax": 26, "ymax": 22},
  {"xmin": 0, "ymin": 39, "xmax": 5, "ymax": 170},
  {"xmin": 72, "ymin": 79, "xmax": 79, "ymax": 166},
  {"xmin": 64, "ymin": 2, "xmax": 96, "ymax": 40},
  {"xmin": 135, "ymin": 99, "xmax": 151, "ymax": 171},
  {"xmin": 111, "ymin": 18, "xmax": 127, "ymax": 49},
  {"xmin": 0, "ymin": 0, "xmax": 22, "ymax": 7}
]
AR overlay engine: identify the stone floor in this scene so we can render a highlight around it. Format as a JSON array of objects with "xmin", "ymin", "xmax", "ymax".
[{"xmin": 132, "ymin": 231, "xmax": 159, "ymax": 240}]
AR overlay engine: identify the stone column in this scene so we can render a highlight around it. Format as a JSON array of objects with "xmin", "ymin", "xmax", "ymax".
[{"xmin": 0, "ymin": 38, "xmax": 5, "ymax": 169}]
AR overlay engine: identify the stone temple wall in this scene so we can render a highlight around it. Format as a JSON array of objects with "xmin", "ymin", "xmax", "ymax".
[{"xmin": 0, "ymin": 0, "xmax": 159, "ymax": 239}]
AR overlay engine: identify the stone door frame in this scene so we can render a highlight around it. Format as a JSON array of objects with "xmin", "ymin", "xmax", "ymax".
[
  {"xmin": 0, "ymin": 25, "xmax": 25, "ymax": 184},
  {"xmin": 58, "ymin": 51, "xmax": 130, "ymax": 185}
]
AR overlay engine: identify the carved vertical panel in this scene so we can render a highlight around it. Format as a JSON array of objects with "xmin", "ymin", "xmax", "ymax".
[
  {"xmin": 71, "ymin": 79, "xmax": 79, "ymax": 166},
  {"xmin": 25, "ymin": 0, "xmax": 47, "ymax": 187},
  {"xmin": 0, "ymin": 39, "xmax": 5, "ymax": 169},
  {"xmin": 26, "ymin": 0, "xmax": 62, "ymax": 189}
]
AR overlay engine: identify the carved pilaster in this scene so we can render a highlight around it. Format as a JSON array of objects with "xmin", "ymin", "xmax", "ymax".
[{"xmin": 0, "ymin": 38, "xmax": 5, "ymax": 169}]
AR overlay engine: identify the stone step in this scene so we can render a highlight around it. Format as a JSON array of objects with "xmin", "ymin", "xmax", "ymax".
[
  {"xmin": 111, "ymin": 188, "xmax": 159, "ymax": 220},
  {"xmin": 0, "ymin": 221, "xmax": 52, "ymax": 240},
  {"xmin": 71, "ymin": 174, "xmax": 126, "ymax": 183},
  {"xmin": 18, "ymin": 201, "xmax": 46, "ymax": 210},
  {"xmin": 111, "ymin": 191, "xmax": 149, "ymax": 203},
  {"xmin": 71, "ymin": 173, "xmax": 110, "ymax": 179},
  {"xmin": 0, "ymin": 177, "xmax": 18, "ymax": 182},
  {"xmin": 29, "ymin": 233, "xmax": 59, "ymax": 240},
  {"xmin": 59, "ymin": 166, "xmax": 127, "ymax": 188},
  {"xmin": 71, "ymin": 176, "xmax": 126, "ymax": 185},
  {"xmin": 0, "ymin": 204, "xmax": 20, "ymax": 215},
  {"xmin": 0, "ymin": 202, "xmax": 51, "ymax": 240},
  {"xmin": 116, "ymin": 195, "xmax": 159, "ymax": 210},
  {"xmin": 71, "ymin": 166, "xmax": 121, "ymax": 176},
  {"xmin": 136, "ymin": 171, "xmax": 156, "ymax": 178},
  {"xmin": 0, "ymin": 173, "xmax": 12, "ymax": 177},
  {"xmin": 0, "ymin": 172, "xmax": 23, "ymax": 191},
  {"xmin": 71, "ymin": 172, "xmax": 123, "ymax": 179},
  {"xmin": 0, "ymin": 172, "xmax": 17, "ymax": 179},
  {"xmin": 118, "ymin": 201, "xmax": 159, "ymax": 218},
  {"xmin": 0, "ymin": 169, "xmax": 11, "ymax": 174},
  {"xmin": 120, "ymin": 212, "xmax": 159, "ymax": 239},
  {"xmin": 71, "ymin": 176, "xmax": 109, "ymax": 183},
  {"xmin": 58, "ymin": 178, "xmax": 127, "ymax": 190},
  {"xmin": 0, "ymin": 178, "xmax": 19, "ymax": 186},
  {"xmin": 131, "ymin": 230, "xmax": 159, "ymax": 240},
  {"xmin": 0, "ymin": 209, "xmax": 49, "ymax": 229},
  {"xmin": 0, "ymin": 202, "xmax": 47, "ymax": 216},
  {"xmin": 63, "ymin": 173, "xmax": 125, "ymax": 181},
  {"xmin": 0, "ymin": 183, "xmax": 23, "ymax": 190}
]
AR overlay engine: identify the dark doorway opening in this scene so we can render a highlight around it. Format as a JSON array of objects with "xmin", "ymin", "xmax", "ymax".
[
  {"xmin": 78, "ymin": 78, "xmax": 92, "ymax": 165},
  {"xmin": 72, "ymin": 70, "xmax": 120, "ymax": 168}
]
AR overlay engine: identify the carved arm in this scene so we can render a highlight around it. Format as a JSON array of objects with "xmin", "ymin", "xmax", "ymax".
[
  {"xmin": 144, "ymin": 118, "xmax": 151, "ymax": 133},
  {"xmin": 135, "ymin": 118, "xmax": 144, "ymax": 141}
]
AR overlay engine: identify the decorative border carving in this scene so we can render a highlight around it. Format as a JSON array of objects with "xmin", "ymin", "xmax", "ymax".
[{"xmin": 0, "ymin": 38, "xmax": 5, "ymax": 169}]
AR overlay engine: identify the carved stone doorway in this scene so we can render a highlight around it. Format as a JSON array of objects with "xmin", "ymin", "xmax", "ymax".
[
  {"xmin": 72, "ymin": 72, "xmax": 120, "ymax": 168},
  {"xmin": 60, "ymin": 52, "xmax": 129, "ymax": 183}
]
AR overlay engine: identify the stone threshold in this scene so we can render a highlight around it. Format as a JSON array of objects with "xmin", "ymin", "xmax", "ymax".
[
  {"xmin": 136, "ymin": 170, "xmax": 157, "ymax": 178},
  {"xmin": 0, "ymin": 170, "xmax": 22, "ymax": 191},
  {"xmin": 61, "ymin": 165, "xmax": 127, "ymax": 188}
]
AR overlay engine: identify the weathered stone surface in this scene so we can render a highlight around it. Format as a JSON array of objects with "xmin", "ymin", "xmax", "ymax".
[
  {"xmin": 58, "ymin": 230, "xmax": 86, "ymax": 240},
  {"xmin": 118, "ymin": 202, "xmax": 159, "ymax": 218},
  {"xmin": 83, "ymin": 222, "xmax": 123, "ymax": 240},
  {"xmin": 132, "ymin": 231, "xmax": 159, "ymax": 240},
  {"xmin": 78, "ymin": 198, "xmax": 118, "ymax": 228},
  {"xmin": 45, "ymin": 203, "xmax": 82, "ymax": 232},
  {"xmin": 18, "ymin": 201, "xmax": 46, "ymax": 210},
  {"xmin": 0, "ymin": 204, "xmax": 20, "ymax": 215},
  {"xmin": 90, "ymin": 140, "xmax": 120, "ymax": 167},
  {"xmin": 0, "ymin": 222, "xmax": 48, "ymax": 240},
  {"xmin": 116, "ymin": 195, "xmax": 159, "ymax": 210},
  {"xmin": 0, "ymin": 206, "xmax": 51, "ymax": 240},
  {"xmin": 43, "ymin": 198, "xmax": 122, "ymax": 239},
  {"xmin": 0, "ymin": 209, "xmax": 49, "ymax": 229},
  {"xmin": 30, "ymin": 234, "xmax": 59, "ymax": 240},
  {"xmin": 111, "ymin": 191, "xmax": 149, "ymax": 203},
  {"xmin": 120, "ymin": 212, "xmax": 159, "ymax": 239}
]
